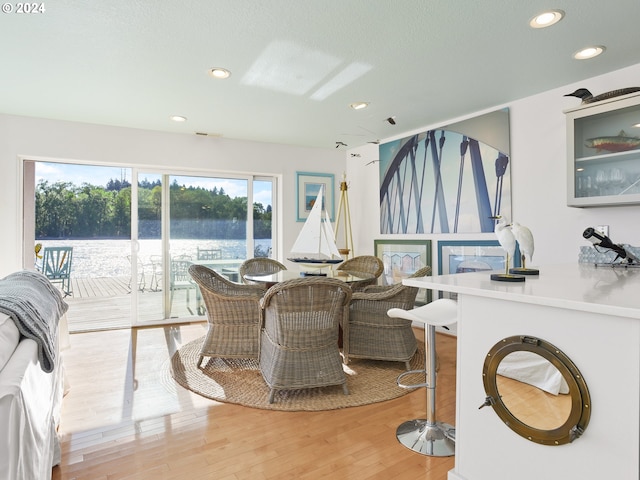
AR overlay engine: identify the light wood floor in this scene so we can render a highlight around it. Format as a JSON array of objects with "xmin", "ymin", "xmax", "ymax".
[
  {"xmin": 64, "ymin": 277, "xmax": 202, "ymax": 333},
  {"xmin": 53, "ymin": 325, "xmax": 457, "ymax": 479},
  {"xmin": 496, "ymin": 375, "xmax": 571, "ymax": 430}
]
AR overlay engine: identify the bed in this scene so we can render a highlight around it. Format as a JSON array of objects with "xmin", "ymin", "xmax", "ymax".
[{"xmin": 497, "ymin": 351, "xmax": 569, "ymax": 395}]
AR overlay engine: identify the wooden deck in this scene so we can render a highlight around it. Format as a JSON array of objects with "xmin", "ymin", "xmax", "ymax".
[
  {"xmin": 70, "ymin": 276, "xmax": 131, "ymax": 298},
  {"xmin": 63, "ymin": 277, "xmax": 202, "ymax": 333}
]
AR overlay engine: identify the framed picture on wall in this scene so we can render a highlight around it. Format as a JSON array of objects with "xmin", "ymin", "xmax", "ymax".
[
  {"xmin": 374, "ymin": 239, "xmax": 432, "ymax": 305},
  {"xmin": 378, "ymin": 108, "xmax": 511, "ymax": 234},
  {"xmin": 296, "ymin": 172, "xmax": 335, "ymax": 222},
  {"xmin": 437, "ymin": 239, "xmax": 519, "ymax": 299}
]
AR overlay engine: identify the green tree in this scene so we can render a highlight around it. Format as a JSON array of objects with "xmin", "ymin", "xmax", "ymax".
[
  {"xmin": 36, "ymin": 180, "xmax": 77, "ymax": 237},
  {"xmin": 35, "ymin": 177, "xmax": 271, "ymax": 240},
  {"xmin": 112, "ymin": 187, "xmax": 131, "ymax": 236},
  {"xmin": 75, "ymin": 184, "xmax": 112, "ymax": 237}
]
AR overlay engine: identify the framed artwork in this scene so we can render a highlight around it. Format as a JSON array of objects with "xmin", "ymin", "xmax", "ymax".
[
  {"xmin": 378, "ymin": 108, "xmax": 511, "ymax": 234},
  {"xmin": 296, "ymin": 172, "xmax": 335, "ymax": 222},
  {"xmin": 437, "ymin": 239, "xmax": 520, "ymax": 299},
  {"xmin": 374, "ymin": 239, "xmax": 432, "ymax": 305}
]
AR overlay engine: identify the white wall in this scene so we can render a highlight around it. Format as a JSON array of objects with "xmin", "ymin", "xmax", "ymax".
[
  {"xmin": 3, "ymin": 62, "xmax": 640, "ymax": 277},
  {"xmin": 346, "ymin": 62, "xmax": 640, "ymax": 267},
  {"xmin": 0, "ymin": 114, "xmax": 344, "ymax": 277}
]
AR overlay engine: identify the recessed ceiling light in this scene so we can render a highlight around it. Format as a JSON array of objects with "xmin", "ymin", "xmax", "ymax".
[
  {"xmin": 170, "ymin": 115, "xmax": 187, "ymax": 122},
  {"xmin": 209, "ymin": 67, "xmax": 231, "ymax": 79},
  {"xmin": 350, "ymin": 102, "xmax": 369, "ymax": 110},
  {"xmin": 529, "ymin": 10, "xmax": 564, "ymax": 28},
  {"xmin": 573, "ymin": 46, "xmax": 605, "ymax": 60}
]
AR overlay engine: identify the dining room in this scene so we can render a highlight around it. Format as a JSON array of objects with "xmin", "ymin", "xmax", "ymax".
[{"xmin": 54, "ymin": 250, "xmax": 458, "ymax": 479}]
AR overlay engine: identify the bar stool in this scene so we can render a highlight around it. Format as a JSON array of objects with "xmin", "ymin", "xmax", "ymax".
[{"xmin": 388, "ymin": 298, "xmax": 458, "ymax": 456}]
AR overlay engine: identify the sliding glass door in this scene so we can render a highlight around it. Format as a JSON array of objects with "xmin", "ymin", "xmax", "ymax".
[
  {"xmin": 24, "ymin": 159, "xmax": 276, "ymax": 330},
  {"xmin": 253, "ymin": 178, "xmax": 275, "ymax": 258},
  {"xmin": 168, "ymin": 174, "xmax": 249, "ymax": 319},
  {"xmin": 135, "ymin": 172, "xmax": 164, "ymax": 323},
  {"xmin": 132, "ymin": 171, "xmax": 275, "ymax": 326},
  {"xmin": 24, "ymin": 160, "xmax": 134, "ymax": 332}
]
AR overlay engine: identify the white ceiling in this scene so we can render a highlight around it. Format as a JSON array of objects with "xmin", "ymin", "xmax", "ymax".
[{"xmin": 1, "ymin": 0, "xmax": 640, "ymax": 149}]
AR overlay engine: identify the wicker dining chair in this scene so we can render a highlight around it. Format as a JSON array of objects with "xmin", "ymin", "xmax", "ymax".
[
  {"xmin": 343, "ymin": 266, "xmax": 432, "ymax": 369},
  {"xmin": 239, "ymin": 258, "xmax": 287, "ymax": 284},
  {"xmin": 188, "ymin": 264, "xmax": 267, "ymax": 367},
  {"xmin": 259, "ymin": 277, "xmax": 352, "ymax": 403},
  {"xmin": 336, "ymin": 255, "xmax": 384, "ymax": 291}
]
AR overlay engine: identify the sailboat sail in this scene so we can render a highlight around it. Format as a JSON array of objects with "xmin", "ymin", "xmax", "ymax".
[
  {"xmin": 289, "ymin": 187, "xmax": 343, "ymax": 265},
  {"xmin": 321, "ymin": 209, "xmax": 342, "ymax": 258}
]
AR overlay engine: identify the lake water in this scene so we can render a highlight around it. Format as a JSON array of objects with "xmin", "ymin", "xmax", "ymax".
[{"xmin": 37, "ymin": 238, "xmax": 272, "ymax": 278}]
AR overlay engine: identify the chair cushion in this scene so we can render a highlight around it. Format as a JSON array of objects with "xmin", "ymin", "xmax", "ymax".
[{"xmin": 0, "ymin": 313, "xmax": 21, "ymax": 372}]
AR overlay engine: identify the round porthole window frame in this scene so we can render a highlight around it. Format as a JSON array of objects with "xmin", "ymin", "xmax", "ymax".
[{"xmin": 482, "ymin": 335, "xmax": 591, "ymax": 446}]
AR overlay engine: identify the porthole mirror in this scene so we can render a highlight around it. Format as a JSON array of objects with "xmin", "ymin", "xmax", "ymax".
[{"xmin": 481, "ymin": 335, "xmax": 591, "ymax": 445}]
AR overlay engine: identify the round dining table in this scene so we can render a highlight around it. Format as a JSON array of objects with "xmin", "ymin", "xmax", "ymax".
[{"xmin": 244, "ymin": 269, "xmax": 374, "ymax": 288}]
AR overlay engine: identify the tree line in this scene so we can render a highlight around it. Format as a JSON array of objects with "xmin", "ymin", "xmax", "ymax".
[{"xmin": 35, "ymin": 179, "xmax": 272, "ymax": 239}]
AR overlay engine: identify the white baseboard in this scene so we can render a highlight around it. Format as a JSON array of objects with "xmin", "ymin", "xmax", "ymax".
[{"xmin": 448, "ymin": 471, "xmax": 468, "ymax": 480}]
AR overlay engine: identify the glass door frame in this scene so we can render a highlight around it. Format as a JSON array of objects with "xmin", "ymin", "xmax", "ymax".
[
  {"xmin": 20, "ymin": 157, "xmax": 277, "ymax": 330},
  {"xmin": 131, "ymin": 168, "xmax": 277, "ymax": 327}
]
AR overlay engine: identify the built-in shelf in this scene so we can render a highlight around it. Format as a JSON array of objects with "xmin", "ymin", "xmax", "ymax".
[{"xmin": 565, "ymin": 91, "xmax": 640, "ymax": 207}]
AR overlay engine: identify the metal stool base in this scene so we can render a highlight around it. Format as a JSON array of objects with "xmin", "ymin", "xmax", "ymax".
[{"xmin": 396, "ymin": 419, "xmax": 455, "ymax": 456}]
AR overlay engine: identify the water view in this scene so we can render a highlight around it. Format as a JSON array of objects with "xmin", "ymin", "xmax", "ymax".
[{"xmin": 37, "ymin": 238, "xmax": 272, "ymax": 278}]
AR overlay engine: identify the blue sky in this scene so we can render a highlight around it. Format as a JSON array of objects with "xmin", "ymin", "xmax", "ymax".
[{"xmin": 36, "ymin": 162, "xmax": 272, "ymax": 207}]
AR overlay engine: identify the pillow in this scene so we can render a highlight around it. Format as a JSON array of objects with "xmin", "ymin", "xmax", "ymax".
[{"xmin": 0, "ymin": 313, "xmax": 21, "ymax": 372}]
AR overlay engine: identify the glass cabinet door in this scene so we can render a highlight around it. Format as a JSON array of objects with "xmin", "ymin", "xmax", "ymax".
[{"xmin": 566, "ymin": 93, "xmax": 640, "ymax": 207}]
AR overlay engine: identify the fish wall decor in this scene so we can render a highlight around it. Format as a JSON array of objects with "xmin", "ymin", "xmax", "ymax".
[{"xmin": 585, "ymin": 130, "xmax": 640, "ymax": 153}]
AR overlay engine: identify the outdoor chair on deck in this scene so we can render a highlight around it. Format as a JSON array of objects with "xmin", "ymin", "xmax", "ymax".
[
  {"xmin": 188, "ymin": 265, "xmax": 266, "ymax": 366},
  {"xmin": 42, "ymin": 246, "xmax": 73, "ymax": 297},
  {"xmin": 343, "ymin": 266, "xmax": 431, "ymax": 369},
  {"xmin": 127, "ymin": 255, "xmax": 146, "ymax": 292},
  {"xmin": 259, "ymin": 277, "xmax": 352, "ymax": 403},
  {"xmin": 336, "ymin": 255, "xmax": 384, "ymax": 291},
  {"xmin": 197, "ymin": 247, "xmax": 222, "ymax": 260},
  {"xmin": 148, "ymin": 255, "xmax": 163, "ymax": 292},
  {"xmin": 170, "ymin": 255, "xmax": 197, "ymax": 315},
  {"xmin": 239, "ymin": 258, "xmax": 287, "ymax": 284}
]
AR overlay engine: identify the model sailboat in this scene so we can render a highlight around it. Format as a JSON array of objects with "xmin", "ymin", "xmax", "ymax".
[{"xmin": 288, "ymin": 186, "xmax": 344, "ymax": 267}]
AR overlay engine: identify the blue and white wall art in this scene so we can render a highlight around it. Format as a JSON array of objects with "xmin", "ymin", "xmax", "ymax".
[{"xmin": 379, "ymin": 109, "xmax": 511, "ymax": 234}]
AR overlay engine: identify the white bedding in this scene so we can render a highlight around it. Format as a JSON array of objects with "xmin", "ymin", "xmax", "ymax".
[
  {"xmin": 497, "ymin": 351, "xmax": 569, "ymax": 395},
  {"xmin": 0, "ymin": 313, "xmax": 64, "ymax": 480}
]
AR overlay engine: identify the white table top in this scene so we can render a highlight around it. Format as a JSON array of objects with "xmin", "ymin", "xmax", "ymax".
[
  {"xmin": 403, "ymin": 263, "xmax": 640, "ymax": 319},
  {"xmin": 245, "ymin": 269, "xmax": 373, "ymax": 284}
]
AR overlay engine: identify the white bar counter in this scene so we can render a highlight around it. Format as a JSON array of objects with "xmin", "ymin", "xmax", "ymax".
[{"xmin": 404, "ymin": 263, "xmax": 640, "ymax": 480}]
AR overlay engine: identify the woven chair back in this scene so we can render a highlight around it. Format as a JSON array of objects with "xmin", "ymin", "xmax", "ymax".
[
  {"xmin": 240, "ymin": 258, "xmax": 287, "ymax": 283},
  {"xmin": 337, "ymin": 255, "xmax": 384, "ymax": 277},
  {"xmin": 261, "ymin": 277, "xmax": 351, "ymax": 348}
]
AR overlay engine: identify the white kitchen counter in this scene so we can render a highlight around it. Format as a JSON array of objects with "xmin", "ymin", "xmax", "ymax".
[
  {"xmin": 404, "ymin": 262, "xmax": 640, "ymax": 318},
  {"xmin": 403, "ymin": 263, "xmax": 640, "ymax": 480}
]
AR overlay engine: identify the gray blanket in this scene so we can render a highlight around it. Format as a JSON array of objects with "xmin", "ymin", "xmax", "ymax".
[{"xmin": 0, "ymin": 270, "xmax": 68, "ymax": 373}]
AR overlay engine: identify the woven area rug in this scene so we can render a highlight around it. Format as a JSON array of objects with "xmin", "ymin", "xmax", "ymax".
[{"xmin": 168, "ymin": 336, "xmax": 425, "ymax": 411}]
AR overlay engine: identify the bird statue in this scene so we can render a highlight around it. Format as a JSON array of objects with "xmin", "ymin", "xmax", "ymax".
[
  {"xmin": 564, "ymin": 87, "xmax": 640, "ymax": 104},
  {"xmin": 491, "ymin": 216, "xmax": 516, "ymax": 270},
  {"xmin": 511, "ymin": 222, "xmax": 535, "ymax": 270}
]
